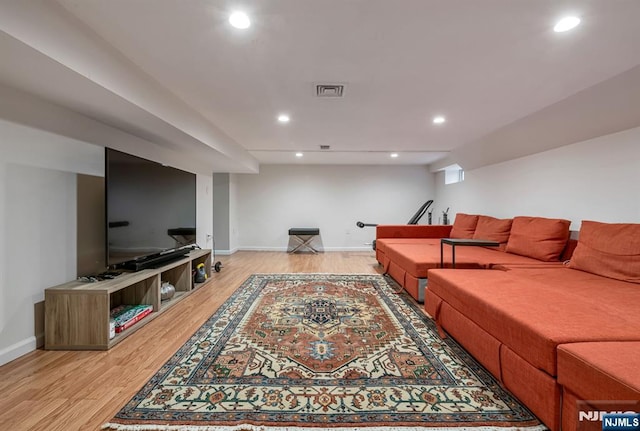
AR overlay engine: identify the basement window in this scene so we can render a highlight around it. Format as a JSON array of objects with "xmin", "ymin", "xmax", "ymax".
[{"xmin": 444, "ymin": 164, "xmax": 465, "ymax": 185}]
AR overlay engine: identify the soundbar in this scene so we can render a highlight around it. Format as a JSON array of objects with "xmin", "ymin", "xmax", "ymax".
[{"xmin": 120, "ymin": 248, "xmax": 190, "ymax": 271}]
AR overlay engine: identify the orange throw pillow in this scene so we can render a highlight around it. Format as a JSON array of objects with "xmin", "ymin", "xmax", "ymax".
[
  {"xmin": 473, "ymin": 215, "xmax": 513, "ymax": 250},
  {"xmin": 506, "ymin": 216, "xmax": 571, "ymax": 262},
  {"xmin": 569, "ymin": 221, "xmax": 640, "ymax": 283},
  {"xmin": 450, "ymin": 213, "xmax": 479, "ymax": 239}
]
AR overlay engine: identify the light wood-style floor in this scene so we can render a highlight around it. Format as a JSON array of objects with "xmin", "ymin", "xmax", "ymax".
[{"xmin": 0, "ymin": 251, "xmax": 390, "ymax": 431}]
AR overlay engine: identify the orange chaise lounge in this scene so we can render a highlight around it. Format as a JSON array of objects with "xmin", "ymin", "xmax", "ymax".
[{"xmin": 424, "ymin": 220, "xmax": 640, "ymax": 431}]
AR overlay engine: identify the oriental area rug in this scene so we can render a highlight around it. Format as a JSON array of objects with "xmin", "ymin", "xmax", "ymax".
[{"xmin": 103, "ymin": 274, "xmax": 544, "ymax": 431}]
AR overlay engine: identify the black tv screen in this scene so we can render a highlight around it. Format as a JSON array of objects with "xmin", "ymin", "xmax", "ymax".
[{"xmin": 105, "ymin": 148, "xmax": 196, "ymax": 267}]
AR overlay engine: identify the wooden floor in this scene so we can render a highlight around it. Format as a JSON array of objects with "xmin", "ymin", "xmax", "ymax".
[{"xmin": 0, "ymin": 251, "xmax": 388, "ymax": 431}]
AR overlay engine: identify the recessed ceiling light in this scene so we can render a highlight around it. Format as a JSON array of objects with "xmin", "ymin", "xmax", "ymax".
[
  {"xmin": 229, "ymin": 11, "xmax": 251, "ymax": 29},
  {"xmin": 278, "ymin": 114, "xmax": 290, "ymax": 123},
  {"xmin": 433, "ymin": 115, "xmax": 446, "ymax": 124},
  {"xmin": 295, "ymin": 152, "xmax": 303, "ymax": 158},
  {"xmin": 554, "ymin": 16, "xmax": 580, "ymax": 32},
  {"xmin": 390, "ymin": 153, "xmax": 399, "ymax": 158}
]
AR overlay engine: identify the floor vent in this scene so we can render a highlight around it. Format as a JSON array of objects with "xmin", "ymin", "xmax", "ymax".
[
  {"xmin": 316, "ymin": 84, "xmax": 344, "ymax": 97},
  {"xmin": 320, "ymin": 145, "xmax": 331, "ymax": 150}
]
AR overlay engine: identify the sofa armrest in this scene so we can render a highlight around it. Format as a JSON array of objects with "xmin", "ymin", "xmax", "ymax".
[{"xmin": 376, "ymin": 224, "xmax": 453, "ymax": 239}]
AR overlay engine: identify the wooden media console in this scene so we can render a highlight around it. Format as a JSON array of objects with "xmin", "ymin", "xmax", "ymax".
[{"xmin": 44, "ymin": 249, "xmax": 212, "ymax": 350}]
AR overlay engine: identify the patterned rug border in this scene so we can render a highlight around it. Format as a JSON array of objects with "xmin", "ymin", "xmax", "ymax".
[
  {"xmin": 103, "ymin": 273, "xmax": 546, "ymax": 431},
  {"xmin": 102, "ymin": 423, "xmax": 548, "ymax": 431}
]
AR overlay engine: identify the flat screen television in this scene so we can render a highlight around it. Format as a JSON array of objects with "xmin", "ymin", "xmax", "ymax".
[{"xmin": 105, "ymin": 148, "xmax": 197, "ymax": 269}]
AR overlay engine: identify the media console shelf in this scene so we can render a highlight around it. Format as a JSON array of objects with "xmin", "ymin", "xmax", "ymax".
[{"xmin": 45, "ymin": 249, "xmax": 212, "ymax": 350}]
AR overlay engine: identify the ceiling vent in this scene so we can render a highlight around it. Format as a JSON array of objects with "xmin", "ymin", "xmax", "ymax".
[
  {"xmin": 316, "ymin": 84, "xmax": 344, "ymax": 97},
  {"xmin": 320, "ymin": 145, "xmax": 330, "ymax": 150}
]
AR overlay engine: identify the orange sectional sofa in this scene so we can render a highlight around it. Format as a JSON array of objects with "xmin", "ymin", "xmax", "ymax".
[
  {"xmin": 376, "ymin": 214, "xmax": 573, "ymax": 301},
  {"xmin": 376, "ymin": 216, "xmax": 640, "ymax": 431}
]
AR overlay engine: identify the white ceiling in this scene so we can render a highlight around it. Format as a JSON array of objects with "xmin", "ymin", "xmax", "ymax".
[{"xmin": 1, "ymin": 0, "xmax": 639, "ymax": 172}]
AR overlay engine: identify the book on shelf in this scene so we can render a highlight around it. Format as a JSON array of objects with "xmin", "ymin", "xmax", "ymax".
[{"xmin": 110, "ymin": 304, "xmax": 153, "ymax": 334}]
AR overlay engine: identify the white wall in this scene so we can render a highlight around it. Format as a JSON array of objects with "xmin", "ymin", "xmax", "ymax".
[
  {"xmin": 196, "ymin": 173, "xmax": 213, "ymax": 251},
  {"xmin": 434, "ymin": 126, "xmax": 640, "ymax": 229},
  {"xmin": 212, "ymin": 174, "xmax": 230, "ymax": 251},
  {"xmin": 0, "ymin": 119, "xmax": 103, "ymax": 365},
  {"xmin": 235, "ymin": 165, "xmax": 435, "ymax": 251},
  {"xmin": 229, "ymin": 174, "xmax": 240, "ymax": 253},
  {"xmin": 0, "ymin": 119, "xmax": 214, "ymax": 365}
]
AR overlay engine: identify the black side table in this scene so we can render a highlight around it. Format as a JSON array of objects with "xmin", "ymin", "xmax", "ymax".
[{"xmin": 440, "ymin": 238, "xmax": 500, "ymax": 268}]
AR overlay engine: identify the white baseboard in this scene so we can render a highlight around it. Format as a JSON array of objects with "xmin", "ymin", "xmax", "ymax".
[
  {"xmin": 213, "ymin": 248, "xmax": 238, "ymax": 256},
  {"xmin": 0, "ymin": 336, "xmax": 37, "ymax": 366},
  {"xmin": 239, "ymin": 246, "xmax": 288, "ymax": 252}
]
